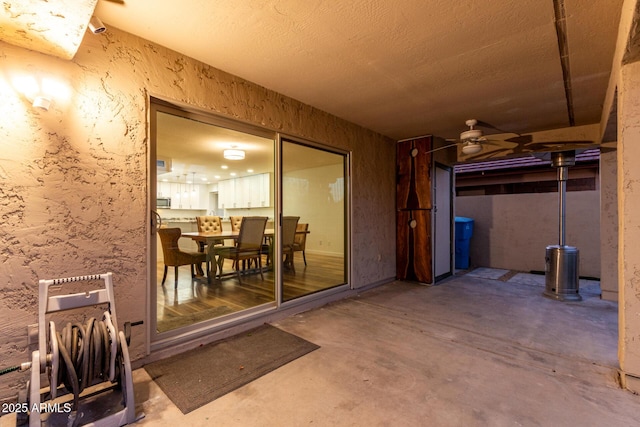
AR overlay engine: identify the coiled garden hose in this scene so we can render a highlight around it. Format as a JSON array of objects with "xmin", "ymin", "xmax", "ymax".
[{"xmin": 54, "ymin": 317, "xmax": 114, "ymax": 412}]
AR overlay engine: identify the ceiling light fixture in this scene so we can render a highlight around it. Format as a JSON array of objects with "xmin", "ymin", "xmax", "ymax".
[
  {"xmin": 462, "ymin": 141, "xmax": 483, "ymax": 155},
  {"xmin": 223, "ymin": 147, "xmax": 245, "ymax": 160}
]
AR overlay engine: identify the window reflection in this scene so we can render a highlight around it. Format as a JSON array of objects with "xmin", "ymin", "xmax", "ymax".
[
  {"xmin": 153, "ymin": 108, "xmax": 275, "ymax": 334},
  {"xmin": 281, "ymin": 140, "xmax": 347, "ymax": 301}
]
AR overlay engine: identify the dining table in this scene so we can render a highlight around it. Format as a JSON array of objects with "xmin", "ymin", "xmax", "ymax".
[
  {"xmin": 182, "ymin": 229, "xmax": 275, "ymax": 245},
  {"xmin": 181, "ymin": 228, "xmax": 309, "ymax": 281}
]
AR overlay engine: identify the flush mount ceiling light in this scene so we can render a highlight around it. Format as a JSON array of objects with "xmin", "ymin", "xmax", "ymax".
[{"xmin": 223, "ymin": 148, "xmax": 245, "ymax": 160}]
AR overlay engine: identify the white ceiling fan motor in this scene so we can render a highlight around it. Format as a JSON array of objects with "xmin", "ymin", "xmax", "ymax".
[
  {"xmin": 460, "ymin": 119, "xmax": 483, "ymax": 141},
  {"xmin": 460, "ymin": 119, "xmax": 483, "ymax": 154}
]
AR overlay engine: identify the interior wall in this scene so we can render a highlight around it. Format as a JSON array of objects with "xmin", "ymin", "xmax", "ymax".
[
  {"xmin": 0, "ymin": 27, "xmax": 395, "ymax": 402},
  {"xmin": 456, "ymin": 191, "xmax": 601, "ymax": 278},
  {"xmin": 284, "ymin": 163, "xmax": 345, "ymax": 256}
]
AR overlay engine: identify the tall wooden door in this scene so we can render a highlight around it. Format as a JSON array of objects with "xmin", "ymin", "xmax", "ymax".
[{"xmin": 396, "ymin": 136, "xmax": 433, "ymax": 283}]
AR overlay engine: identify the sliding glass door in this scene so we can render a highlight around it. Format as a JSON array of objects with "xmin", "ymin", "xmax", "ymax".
[
  {"xmin": 151, "ymin": 101, "xmax": 276, "ymax": 336},
  {"xmin": 149, "ymin": 100, "xmax": 350, "ymax": 343},
  {"xmin": 281, "ymin": 139, "xmax": 348, "ymax": 301}
]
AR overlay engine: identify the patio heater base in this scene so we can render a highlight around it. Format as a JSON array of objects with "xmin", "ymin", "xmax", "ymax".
[{"xmin": 543, "ymin": 245, "xmax": 582, "ymax": 302}]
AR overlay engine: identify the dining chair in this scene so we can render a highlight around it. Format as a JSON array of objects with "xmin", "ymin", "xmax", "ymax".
[
  {"xmin": 293, "ymin": 223, "xmax": 309, "ymax": 265},
  {"xmin": 229, "ymin": 216, "xmax": 243, "ymax": 232},
  {"xmin": 195, "ymin": 216, "xmax": 223, "ymax": 251},
  {"xmin": 228, "ymin": 215, "xmax": 245, "ymax": 268},
  {"xmin": 215, "ymin": 216, "xmax": 268, "ymax": 283},
  {"xmin": 157, "ymin": 228, "xmax": 207, "ymax": 289},
  {"xmin": 282, "ymin": 216, "xmax": 300, "ymax": 273}
]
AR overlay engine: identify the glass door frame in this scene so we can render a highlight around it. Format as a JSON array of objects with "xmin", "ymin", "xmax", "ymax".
[
  {"xmin": 277, "ymin": 133, "xmax": 352, "ymax": 308},
  {"xmin": 148, "ymin": 97, "xmax": 351, "ymax": 350},
  {"xmin": 149, "ymin": 99, "xmax": 279, "ymax": 348}
]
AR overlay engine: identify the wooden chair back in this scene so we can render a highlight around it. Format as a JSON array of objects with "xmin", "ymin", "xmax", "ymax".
[
  {"xmin": 282, "ymin": 216, "xmax": 300, "ymax": 249},
  {"xmin": 236, "ymin": 216, "xmax": 268, "ymax": 251},
  {"xmin": 294, "ymin": 223, "xmax": 308, "ymax": 249},
  {"xmin": 157, "ymin": 227, "xmax": 182, "ymax": 266}
]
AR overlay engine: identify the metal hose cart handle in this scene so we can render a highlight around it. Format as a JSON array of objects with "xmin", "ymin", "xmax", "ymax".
[{"xmin": 23, "ymin": 272, "xmax": 138, "ymax": 427}]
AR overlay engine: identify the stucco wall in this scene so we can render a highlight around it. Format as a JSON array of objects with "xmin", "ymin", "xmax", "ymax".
[
  {"xmin": 618, "ymin": 59, "xmax": 640, "ymax": 391},
  {"xmin": 456, "ymin": 191, "xmax": 601, "ymax": 278},
  {"xmin": 600, "ymin": 150, "xmax": 619, "ymax": 301},
  {"xmin": 0, "ymin": 27, "xmax": 395, "ymax": 402}
]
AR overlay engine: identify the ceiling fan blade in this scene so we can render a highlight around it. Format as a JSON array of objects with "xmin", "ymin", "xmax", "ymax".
[
  {"xmin": 474, "ymin": 120, "xmax": 528, "ymax": 139},
  {"xmin": 480, "ymin": 138, "xmax": 519, "ymax": 147},
  {"xmin": 461, "ymin": 147, "xmax": 513, "ymax": 161},
  {"xmin": 474, "ymin": 120, "xmax": 502, "ymax": 132},
  {"xmin": 426, "ymin": 142, "xmax": 459, "ymax": 154},
  {"xmin": 504, "ymin": 135, "xmax": 533, "ymax": 144},
  {"xmin": 522, "ymin": 140, "xmax": 596, "ymax": 152}
]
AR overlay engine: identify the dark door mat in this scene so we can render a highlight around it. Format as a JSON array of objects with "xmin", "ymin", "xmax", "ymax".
[{"xmin": 144, "ymin": 324, "xmax": 319, "ymax": 414}]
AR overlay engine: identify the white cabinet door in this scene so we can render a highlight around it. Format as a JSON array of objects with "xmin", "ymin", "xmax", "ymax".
[
  {"xmin": 217, "ymin": 173, "xmax": 271, "ymax": 209},
  {"xmin": 245, "ymin": 175, "xmax": 258, "ymax": 208},
  {"xmin": 157, "ymin": 181, "xmax": 171, "ymax": 198},
  {"xmin": 233, "ymin": 177, "xmax": 244, "ymax": 208},
  {"xmin": 198, "ymin": 184, "xmax": 209, "ymax": 209},
  {"xmin": 186, "ymin": 184, "xmax": 207, "ymax": 209},
  {"xmin": 218, "ymin": 179, "xmax": 236, "ymax": 209},
  {"xmin": 170, "ymin": 182, "xmax": 182, "ymax": 209},
  {"xmin": 217, "ymin": 181, "xmax": 226, "ymax": 209},
  {"xmin": 259, "ymin": 173, "xmax": 271, "ymax": 207}
]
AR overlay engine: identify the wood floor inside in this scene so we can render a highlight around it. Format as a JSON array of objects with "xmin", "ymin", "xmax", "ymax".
[{"xmin": 156, "ymin": 252, "xmax": 345, "ymax": 332}]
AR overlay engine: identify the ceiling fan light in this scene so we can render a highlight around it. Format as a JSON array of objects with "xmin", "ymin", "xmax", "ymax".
[
  {"xmin": 462, "ymin": 142, "xmax": 482, "ymax": 155},
  {"xmin": 224, "ymin": 149, "xmax": 245, "ymax": 160}
]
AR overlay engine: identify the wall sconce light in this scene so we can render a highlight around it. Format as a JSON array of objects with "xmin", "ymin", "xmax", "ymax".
[
  {"xmin": 223, "ymin": 148, "xmax": 245, "ymax": 160},
  {"xmin": 32, "ymin": 95, "xmax": 52, "ymax": 111},
  {"xmin": 11, "ymin": 73, "xmax": 69, "ymax": 112}
]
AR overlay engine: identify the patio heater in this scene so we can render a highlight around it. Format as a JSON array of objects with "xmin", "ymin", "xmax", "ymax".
[{"xmin": 543, "ymin": 150, "xmax": 582, "ymax": 301}]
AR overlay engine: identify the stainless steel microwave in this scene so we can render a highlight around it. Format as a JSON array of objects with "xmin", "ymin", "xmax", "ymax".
[{"xmin": 156, "ymin": 197, "xmax": 171, "ymax": 208}]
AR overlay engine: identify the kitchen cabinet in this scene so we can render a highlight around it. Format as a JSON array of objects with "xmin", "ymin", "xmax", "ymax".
[
  {"xmin": 217, "ymin": 179, "xmax": 235, "ymax": 209},
  {"xmin": 218, "ymin": 173, "xmax": 271, "ymax": 209},
  {"xmin": 157, "ymin": 181, "xmax": 208, "ymax": 210}
]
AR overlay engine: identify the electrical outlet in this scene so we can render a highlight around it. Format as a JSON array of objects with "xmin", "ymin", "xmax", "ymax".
[{"xmin": 27, "ymin": 323, "xmax": 38, "ymax": 346}]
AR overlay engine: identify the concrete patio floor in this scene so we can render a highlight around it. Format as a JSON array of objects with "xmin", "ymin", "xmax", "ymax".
[
  {"xmin": 5, "ymin": 268, "xmax": 635, "ymax": 426},
  {"xmin": 125, "ymin": 268, "xmax": 640, "ymax": 426}
]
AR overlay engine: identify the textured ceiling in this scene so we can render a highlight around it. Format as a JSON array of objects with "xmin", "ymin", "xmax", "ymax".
[
  {"xmin": 93, "ymin": 0, "xmax": 624, "ymax": 142},
  {"xmin": 1, "ymin": 0, "xmax": 620, "ymax": 143}
]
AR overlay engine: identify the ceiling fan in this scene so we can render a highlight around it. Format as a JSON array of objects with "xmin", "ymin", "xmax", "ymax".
[
  {"xmin": 425, "ymin": 119, "xmax": 529, "ymax": 155},
  {"xmin": 428, "ymin": 119, "xmax": 596, "ymax": 160},
  {"xmin": 434, "ymin": 119, "xmax": 533, "ymax": 154}
]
